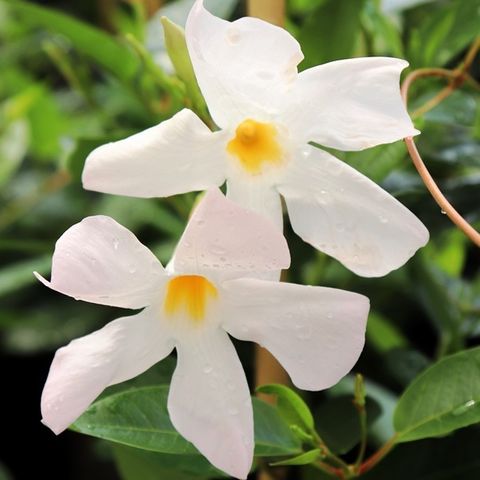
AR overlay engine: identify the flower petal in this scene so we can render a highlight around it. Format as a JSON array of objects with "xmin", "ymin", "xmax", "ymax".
[
  {"xmin": 42, "ymin": 308, "xmax": 174, "ymax": 435},
  {"xmin": 171, "ymin": 188, "xmax": 290, "ymax": 276},
  {"xmin": 35, "ymin": 216, "xmax": 165, "ymax": 308},
  {"xmin": 226, "ymin": 176, "xmax": 283, "ymax": 231},
  {"xmin": 222, "ymin": 278, "xmax": 369, "ymax": 391},
  {"xmin": 168, "ymin": 328, "xmax": 253, "ymax": 479},
  {"xmin": 82, "ymin": 109, "xmax": 228, "ymax": 197},
  {"xmin": 284, "ymin": 57, "xmax": 418, "ymax": 151},
  {"xmin": 278, "ymin": 146, "xmax": 429, "ymax": 277},
  {"xmin": 185, "ymin": 0, "xmax": 303, "ymax": 128}
]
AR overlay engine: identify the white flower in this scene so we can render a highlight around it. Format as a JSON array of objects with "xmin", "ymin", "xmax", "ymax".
[
  {"xmin": 36, "ymin": 189, "xmax": 369, "ymax": 479},
  {"xmin": 83, "ymin": 0, "xmax": 428, "ymax": 278}
]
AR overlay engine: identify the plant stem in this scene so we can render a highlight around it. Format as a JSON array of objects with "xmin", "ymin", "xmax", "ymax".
[
  {"xmin": 353, "ymin": 406, "xmax": 368, "ymax": 471},
  {"xmin": 359, "ymin": 434, "xmax": 398, "ymax": 475},
  {"xmin": 401, "ymin": 37, "xmax": 480, "ymax": 247},
  {"xmin": 246, "ymin": 0, "xmax": 285, "ymax": 27}
]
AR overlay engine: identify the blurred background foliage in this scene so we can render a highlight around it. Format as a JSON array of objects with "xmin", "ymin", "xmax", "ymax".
[{"xmin": 0, "ymin": 0, "xmax": 479, "ymax": 479}]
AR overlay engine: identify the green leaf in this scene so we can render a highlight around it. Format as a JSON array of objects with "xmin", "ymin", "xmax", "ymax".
[
  {"xmin": 298, "ymin": 0, "xmax": 365, "ymax": 69},
  {"xmin": 112, "ymin": 444, "xmax": 226, "ymax": 480},
  {"xmin": 315, "ymin": 395, "xmax": 382, "ymax": 454},
  {"xmin": 161, "ymin": 16, "xmax": 206, "ymax": 114},
  {"xmin": 366, "ymin": 312, "xmax": 409, "ymax": 353},
  {"xmin": 73, "ymin": 385, "xmax": 301, "ymax": 457},
  {"xmin": 0, "ymin": 119, "xmax": 28, "ymax": 187},
  {"xmin": 394, "ymin": 346, "xmax": 480, "ymax": 442},
  {"xmin": 270, "ymin": 449, "xmax": 322, "ymax": 467},
  {"xmin": 408, "ymin": 0, "xmax": 480, "ymax": 67},
  {"xmin": 7, "ymin": 0, "xmax": 140, "ymax": 83},
  {"xmin": 0, "ymin": 255, "xmax": 51, "ymax": 298},
  {"xmin": 257, "ymin": 384, "xmax": 315, "ymax": 432},
  {"xmin": 410, "ymin": 254, "xmax": 463, "ymax": 354}
]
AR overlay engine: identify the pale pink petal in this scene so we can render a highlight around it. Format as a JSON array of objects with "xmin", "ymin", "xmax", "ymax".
[
  {"xmin": 82, "ymin": 109, "xmax": 228, "ymax": 197},
  {"xmin": 185, "ymin": 0, "xmax": 303, "ymax": 128},
  {"xmin": 35, "ymin": 216, "xmax": 165, "ymax": 308},
  {"xmin": 226, "ymin": 176, "xmax": 283, "ymax": 232},
  {"xmin": 221, "ymin": 278, "xmax": 369, "ymax": 391},
  {"xmin": 278, "ymin": 146, "xmax": 429, "ymax": 277},
  {"xmin": 42, "ymin": 307, "xmax": 174, "ymax": 434},
  {"xmin": 283, "ymin": 57, "xmax": 418, "ymax": 151},
  {"xmin": 171, "ymin": 188, "xmax": 290, "ymax": 276},
  {"xmin": 168, "ymin": 328, "xmax": 253, "ymax": 479}
]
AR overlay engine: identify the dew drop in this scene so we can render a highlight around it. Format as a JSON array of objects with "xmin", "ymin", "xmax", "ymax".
[
  {"xmin": 379, "ymin": 215, "xmax": 389, "ymax": 224},
  {"xmin": 441, "ymin": 209, "xmax": 447, "ymax": 215},
  {"xmin": 327, "ymin": 312, "xmax": 333, "ymax": 319},
  {"xmin": 257, "ymin": 70, "xmax": 274, "ymax": 81},
  {"xmin": 226, "ymin": 26, "xmax": 241, "ymax": 44},
  {"xmin": 209, "ymin": 244, "xmax": 226, "ymax": 256},
  {"xmin": 228, "ymin": 407, "xmax": 239, "ymax": 416},
  {"xmin": 203, "ymin": 364, "xmax": 213, "ymax": 374},
  {"xmin": 113, "ymin": 238, "xmax": 119, "ymax": 250},
  {"xmin": 295, "ymin": 324, "xmax": 312, "ymax": 341}
]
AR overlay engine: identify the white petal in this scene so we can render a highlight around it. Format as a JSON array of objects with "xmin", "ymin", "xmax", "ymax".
[
  {"xmin": 171, "ymin": 188, "xmax": 290, "ymax": 276},
  {"xmin": 222, "ymin": 278, "xmax": 369, "ymax": 391},
  {"xmin": 185, "ymin": 0, "xmax": 303, "ymax": 127},
  {"xmin": 42, "ymin": 308, "xmax": 174, "ymax": 435},
  {"xmin": 36, "ymin": 216, "xmax": 165, "ymax": 308},
  {"xmin": 283, "ymin": 57, "xmax": 418, "ymax": 151},
  {"xmin": 226, "ymin": 176, "xmax": 283, "ymax": 232},
  {"xmin": 278, "ymin": 146, "xmax": 429, "ymax": 277},
  {"xmin": 168, "ymin": 328, "xmax": 253, "ymax": 479},
  {"xmin": 82, "ymin": 109, "xmax": 228, "ymax": 197}
]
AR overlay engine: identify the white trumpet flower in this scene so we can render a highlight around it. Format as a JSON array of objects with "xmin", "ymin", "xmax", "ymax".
[
  {"xmin": 37, "ymin": 189, "xmax": 369, "ymax": 479},
  {"xmin": 83, "ymin": 0, "xmax": 428, "ymax": 278}
]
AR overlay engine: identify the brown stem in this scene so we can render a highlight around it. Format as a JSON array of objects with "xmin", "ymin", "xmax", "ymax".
[
  {"xmin": 403, "ymin": 137, "xmax": 480, "ymax": 246},
  {"xmin": 359, "ymin": 434, "xmax": 398, "ymax": 475},
  {"xmin": 401, "ymin": 38, "xmax": 480, "ymax": 247},
  {"xmin": 246, "ymin": 0, "xmax": 285, "ymax": 27}
]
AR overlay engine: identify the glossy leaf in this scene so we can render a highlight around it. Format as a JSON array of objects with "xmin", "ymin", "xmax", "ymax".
[
  {"xmin": 73, "ymin": 385, "xmax": 301, "ymax": 457},
  {"xmin": 257, "ymin": 384, "xmax": 315, "ymax": 433},
  {"xmin": 270, "ymin": 449, "xmax": 322, "ymax": 467},
  {"xmin": 112, "ymin": 444, "xmax": 226, "ymax": 479},
  {"xmin": 315, "ymin": 395, "xmax": 382, "ymax": 454},
  {"xmin": 394, "ymin": 347, "xmax": 480, "ymax": 442}
]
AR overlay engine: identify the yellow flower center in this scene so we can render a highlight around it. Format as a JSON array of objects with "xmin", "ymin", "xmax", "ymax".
[
  {"xmin": 227, "ymin": 119, "xmax": 282, "ymax": 174},
  {"xmin": 164, "ymin": 275, "xmax": 218, "ymax": 324}
]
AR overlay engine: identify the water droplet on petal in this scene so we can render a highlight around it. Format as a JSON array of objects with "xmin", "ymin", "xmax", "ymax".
[
  {"xmin": 113, "ymin": 238, "xmax": 119, "ymax": 250},
  {"xmin": 203, "ymin": 364, "xmax": 213, "ymax": 374},
  {"xmin": 226, "ymin": 26, "xmax": 241, "ymax": 44},
  {"xmin": 379, "ymin": 215, "xmax": 389, "ymax": 224},
  {"xmin": 228, "ymin": 407, "xmax": 239, "ymax": 416}
]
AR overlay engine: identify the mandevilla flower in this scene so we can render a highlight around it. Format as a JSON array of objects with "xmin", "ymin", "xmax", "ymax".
[
  {"xmin": 37, "ymin": 189, "xmax": 369, "ymax": 479},
  {"xmin": 83, "ymin": 0, "xmax": 429, "ymax": 278}
]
